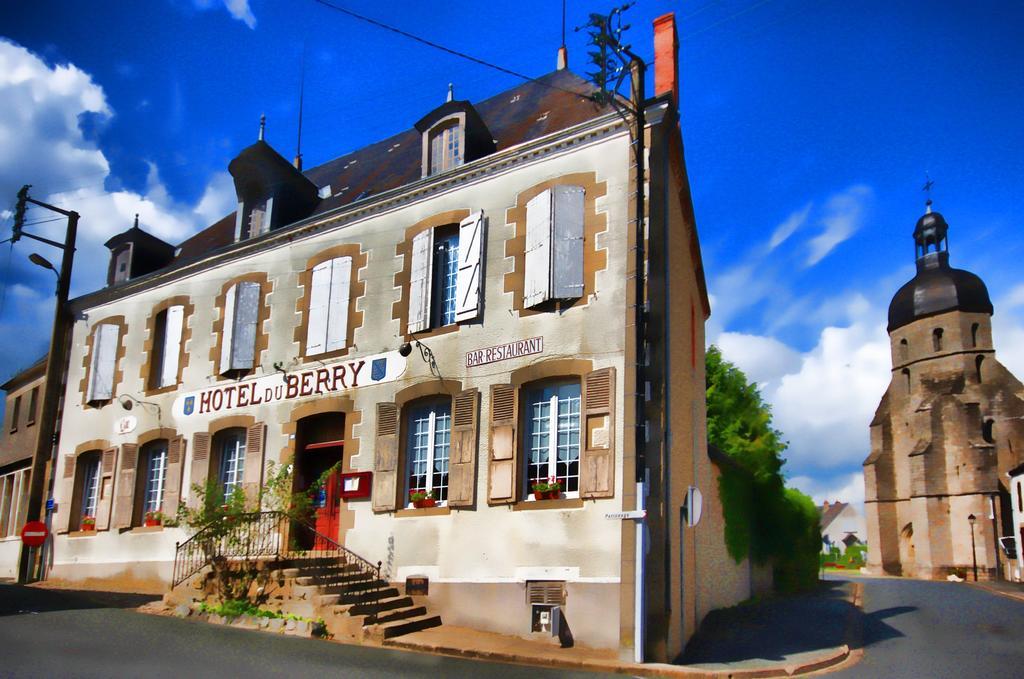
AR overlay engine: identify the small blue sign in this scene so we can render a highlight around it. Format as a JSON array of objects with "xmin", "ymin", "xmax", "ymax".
[
  {"xmin": 371, "ymin": 358, "xmax": 387, "ymax": 382},
  {"xmin": 46, "ymin": 498, "xmax": 55, "ymax": 511},
  {"xmin": 183, "ymin": 396, "xmax": 195, "ymax": 415}
]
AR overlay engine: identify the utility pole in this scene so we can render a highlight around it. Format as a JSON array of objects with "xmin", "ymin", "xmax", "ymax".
[
  {"xmin": 580, "ymin": 3, "xmax": 649, "ymax": 662},
  {"xmin": 12, "ymin": 185, "xmax": 78, "ymax": 584}
]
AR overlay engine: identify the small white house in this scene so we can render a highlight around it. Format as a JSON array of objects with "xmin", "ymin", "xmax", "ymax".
[{"xmin": 820, "ymin": 501, "xmax": 866, "ymax": 554}]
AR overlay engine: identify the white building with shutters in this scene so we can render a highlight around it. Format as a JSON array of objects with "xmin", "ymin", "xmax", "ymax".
[{"xmin": 46, "ymin": 15, "xmax": 757, "ymax": 662}]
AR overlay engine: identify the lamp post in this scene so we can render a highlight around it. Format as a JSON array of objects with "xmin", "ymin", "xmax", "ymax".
[
  {"xmin": 968, "ymin": 513, "xmax": 979, "ymax": 582},
  {"xmin": 12, "ymin": 185, "xmax": 78, "ymax": 584}
]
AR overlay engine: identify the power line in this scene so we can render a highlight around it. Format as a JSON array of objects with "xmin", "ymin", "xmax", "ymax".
[
  {"xmin": 682, "ymin": 0, "xmax": 781, "ymax": 40},
  {"xmin": 309, "ymin": 0, "xmax": 595, "ymax": 102}
]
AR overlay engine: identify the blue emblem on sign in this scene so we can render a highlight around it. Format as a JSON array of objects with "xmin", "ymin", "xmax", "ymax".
[
  {"xmin": 183, "ymin": 396, "xmax": 195, "ymax": 415},
  {"xmin": 371, "ymin": 358, "xmax": 387, "ymax": 381}
]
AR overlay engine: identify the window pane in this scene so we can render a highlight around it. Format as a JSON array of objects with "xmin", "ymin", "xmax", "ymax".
[
  {"xmin": 524, "ymin": 381, "xmax": 581, "ymax": 495},
  {"xmin": 219, "ymin": 433, "xmax": 246, "ymax": 498},
  {"xmin": 432, "ymin": 410, "xmax": 450, "ymax": 502},
  {"xmin": 144, "ymin": 444, "xmax": 168, "ymax": 514},
  {"xmin": 526, "ymin": 391, "xmax": 552, "ymax": 490},
  {"xmin": 432, "ymin": 233, "xmax": 459, "ymax": 327},
  {"xmin": 405, "ymin": 402, "xmax": 451, "ymax": 503},
  {"xmin": 82, "ymin": 459, "xmax": 100, "ymax": 519}
]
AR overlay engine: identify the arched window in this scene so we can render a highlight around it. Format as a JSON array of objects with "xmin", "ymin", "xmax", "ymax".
[
  {"xmin": 522, "ymin": 378, "xmax": 582, "ymax": 498},
  {"xmin": 971, "ymin": 323, "xmax": 980, "ymax": 348},
  {"xmin": 932, "ymin": 328, "xmax": 943, "ymax": 352},
  {"xmin": 428, "ymin": 121, "xmax": 462, "ymax": 175},
  {"xmin": 212, "ymin": 428, "xmax": 247, "ymax": 499},
  {"xmin": 899, "ymin": 338, "xmax": 909, "ymax": 363},
  {"xmin": 982, "ymin": 419, "xmax": 995, "ymax": 444},
  {"xmin": 976, "ymin": 355, "xmax": 985, "ymax": 383},
  {"xmin": 404, "ymin": 398, "xmax": 451, "ymax": 506},
  {"xmin": 73, "ymin": 450, "xmax": 103, "ymax": 531},
  {"xmin": 902, "ymin": 368, "xmax": 911, "ymax": 393}
]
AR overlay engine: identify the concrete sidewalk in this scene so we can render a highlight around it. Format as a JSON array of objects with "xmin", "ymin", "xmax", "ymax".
[
  {"xmin": 970, "ymin": 578, "xmax": 1024, "ymax": 604},
  {"xmin": 385, "ymin": 581, "xmax": 862, "ymax": 678}
]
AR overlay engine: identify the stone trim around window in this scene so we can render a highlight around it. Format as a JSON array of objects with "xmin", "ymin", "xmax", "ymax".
[
  {"xmin": 208, "ymin": 272, "xmax": 273, "ymax": 381},
  {"xmin": 293, "ymin": 244, "xmax": 367, "ymax": 363},
  {"xmin": 502, "ymin": 172, "xmax": 608, "ymax": 317},
  {"xmin": 391, "ymin": 209, "xmax": 471, "ymax": 342},
  {"xmin": 77, "ymin": 316, "xmax": 128, "ymax": 409},
  {"xmin": 139, "ymin": 296, "xmax": 195, "ymax": 397}
]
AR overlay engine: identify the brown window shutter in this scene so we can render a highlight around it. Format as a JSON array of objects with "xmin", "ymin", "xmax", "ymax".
[
  {"xmin": 448, "ymin": 388, "xmax": 479, "ymax": 508},
  {"xmin": 190, "ymin": 432, "xmax": 211, "ymax": 507},
  {"xmin": 372, "ymin": 402, "xmax": 399, "ymax": 512},
  {"xmin": 55, "ymin": 455, "xmax": 76, "ymax": 534},
  {"xmin": 162, "ymin": 436, "xmax": 186, "ymax": 517},
  {"xmin": 95, "ymin": 447, "xmax": 119, "ymax": 530},
  {"xmin": 581, "ymin": 367, "xmax": 616, "ymax": 499},
  {"xmin": 243, "ymin": 424, "xmax": 265, "ymax": 506},
  {"xmin": 112, "ymin": 443, "xmax": 139, "ymax": 529},
  {"xmin": 488, "ymin": 384, "xmax": 518, "ymax": 504}
]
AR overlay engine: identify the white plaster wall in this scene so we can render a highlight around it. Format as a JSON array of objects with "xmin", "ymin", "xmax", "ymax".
[
  {"xmin": 52, "ymin": 129, "xmax": 633, "ymax": 591},
  {"xmin": 0, "ymin": 537, "xmax": 21, "ymax": 579}
]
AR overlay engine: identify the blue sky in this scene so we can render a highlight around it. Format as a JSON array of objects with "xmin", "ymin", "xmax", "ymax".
[{"xmin": 1, "ymin": 0, "xmax": 1022, "ymax": 505}]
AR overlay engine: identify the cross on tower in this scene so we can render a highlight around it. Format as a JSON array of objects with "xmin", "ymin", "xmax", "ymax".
[{"xmin": 922, "ymin": 174, "xmax": 935, "ymax": 211}]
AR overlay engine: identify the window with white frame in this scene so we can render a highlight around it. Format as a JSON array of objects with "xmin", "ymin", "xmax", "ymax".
[
  {"xmin": 150, "ymin": 305, "xmax": 185, "ymax": 389},
  {"xmin": 87, "ymin": 322, "xmax": 120, "ymax": 403},
  {"xmin": 219, "ymin": 282, "xmax": 260, "ymax": 375},
  {"xmin": 524, "ymin": 186, "xmax": 585, "ymax": 308},
  {"xmin": 405, "ymin": 400, "xmax": 451, "ymax": 505},
  {"xmin": 80, "ymin": 457, "xmax": 101, "ymax": 522},
  {"xmin": 523, "ymin": 380, "xmax": 581, "ymax": 498},
  {"xmin": 141, "ymin": 440, "xmax": 168, "ymax": 518},
  {"xmin": 0, "ymin": 468, "xmax": 29, "ymax": 538},
  {"xmin": 407, "ymin": 212, "xmax": 485, "ymax": 333},
  {"xmin": 306, "ymin": 256, "xmax": 352, "ymax": 356},
  {"xmin": 216, "ymin": 429, "xmax": 247, "ymax": 498},
  {"xmin": 428, "ymin": 121, "xmax": 462, "ymax": 175}
]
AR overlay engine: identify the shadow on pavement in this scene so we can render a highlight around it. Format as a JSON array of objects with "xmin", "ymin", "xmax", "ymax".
[
  {"xmin": 678, "ymin": 580, "xmax": 912, "ymax": 665},
  {"xmin": 0, "ymin": 583, "xmax": 159, "ymax": 617}
]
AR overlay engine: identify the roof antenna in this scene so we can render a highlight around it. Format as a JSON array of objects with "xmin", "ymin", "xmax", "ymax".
[
  {"xmin": 258, "ymin": 113, "xmax": 266, "ymax": 141},
  {"xmin": 294, "ymin": 42, "xmax": 306, "ymax": 171},
  {"xmin": 446, "ymin": 83, "xmax": 454, "ymax": 103},
  {"xmin": 557, "ymin": 0, "xmax": 568, "ymax": 70},
  {"xmin": 922, "ymin": 173, "xmax": 934, "ymax": 213},
  {"xmin": 133, "ymin": 213, "xmax": 139, "ymax": 229}
]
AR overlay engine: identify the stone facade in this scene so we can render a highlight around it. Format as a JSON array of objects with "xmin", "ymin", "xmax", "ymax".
[{"xmin": 864, "ymin": 207, "xmax": 1024, "ymax": 581}]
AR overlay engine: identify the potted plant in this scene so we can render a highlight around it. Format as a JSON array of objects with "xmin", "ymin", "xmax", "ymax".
[
  {"xmin": 144, "ymin": 510, "xmax": 164, "ymax": 527},
  {"xmin": 531, "ymin": 477, "xmax": 562, "ymax": 500},
  {"xmin": 409, "ymin": 489, "xmax": 437, "ymax": 509},
  {"xmin": 80, "ymin": 516, "xmax": 96, "ymax": 531}
]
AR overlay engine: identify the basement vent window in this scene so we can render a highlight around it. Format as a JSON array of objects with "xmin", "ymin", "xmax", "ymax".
[{"xmin": 525, "ymin": 580, "xmax": 566, "ymax": 606}]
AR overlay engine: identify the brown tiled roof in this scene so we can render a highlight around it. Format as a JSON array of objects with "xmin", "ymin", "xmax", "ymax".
[
  {"xmin": 176, "ymin": 70, "xmax": 606, "ymax": 261},
  {"xmin": 819, "ymin": 502, "xmax": 848, "ymax": 529}
]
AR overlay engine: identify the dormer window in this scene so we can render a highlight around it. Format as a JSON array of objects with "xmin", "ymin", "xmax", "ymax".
[
  {"xmin": 429, "ymin": 121, "xmax": 463, "ymax": 175},
  {"xmin": 246, "ymin": 199, "xmax": 269, "ymax": 239}
]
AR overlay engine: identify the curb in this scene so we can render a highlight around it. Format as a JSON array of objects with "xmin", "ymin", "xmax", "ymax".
[
  {"xmin": 969, "ymin": 582, "xmax": 1024, "ymax": 605},
  {"xmin": 384, "ymin": 583, "xmax": 865, "ymax": 678}
]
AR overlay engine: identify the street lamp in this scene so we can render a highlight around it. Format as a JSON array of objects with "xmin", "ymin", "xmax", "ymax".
[
  {"xmin": 29, "ymin": 253, "xmax": 58, "ymax": 277},
  {"xmin": 968, "ymin": 513, "xmax": 979, "ymax": 582}
]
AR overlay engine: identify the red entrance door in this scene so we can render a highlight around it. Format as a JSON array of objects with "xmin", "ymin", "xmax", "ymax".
[{"xmin": 314, "ymin": 466, "xmax": 342, "ymax": 550}]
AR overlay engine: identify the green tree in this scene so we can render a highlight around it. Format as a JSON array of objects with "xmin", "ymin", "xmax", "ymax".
[{"xmin": 706, "ymin": 345, "xmax": 821, "ymax": 591}]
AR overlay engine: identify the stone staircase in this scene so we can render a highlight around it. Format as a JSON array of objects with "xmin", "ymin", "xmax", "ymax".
[{"xmin": 278, "ymin": 556, "xmax": 442, "ymax": 640}]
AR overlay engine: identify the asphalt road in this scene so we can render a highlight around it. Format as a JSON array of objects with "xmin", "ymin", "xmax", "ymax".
[
  {"xmin": 833, "ymin": 574, "xmax": 1024, "ymax": 679},
  {"xmin": 0, "ymin": 584, "xmax": 605, "ymax": 679}
]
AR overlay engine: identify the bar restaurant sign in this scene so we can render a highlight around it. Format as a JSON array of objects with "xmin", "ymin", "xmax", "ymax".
[
  {"xmin": 466, "ymin": 336, "xmax": 543, "ymax": 368},
  {"xmin": 172, "ymin": 350, "xmax": 407, "ymax": 418}
]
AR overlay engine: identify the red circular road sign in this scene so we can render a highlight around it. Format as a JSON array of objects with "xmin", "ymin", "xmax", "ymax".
[{"xmin": 20, "ymin": 521, "xmax": 48, "ymax": 547}]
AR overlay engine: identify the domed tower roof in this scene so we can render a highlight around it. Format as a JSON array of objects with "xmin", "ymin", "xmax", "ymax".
[{"xmin": 887, "ymin": 203, "xmax": 993, "ymax": 332}]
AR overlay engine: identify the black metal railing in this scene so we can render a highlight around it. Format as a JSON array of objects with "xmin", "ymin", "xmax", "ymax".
[{"xmin": 172, "ymin": 511, "xmax": 383, "ymax": 621}]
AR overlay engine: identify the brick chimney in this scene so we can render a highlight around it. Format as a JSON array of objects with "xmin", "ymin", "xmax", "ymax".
[{"xmin": 653, "ymin": 13, "xmax": 679, "ymax": 108}]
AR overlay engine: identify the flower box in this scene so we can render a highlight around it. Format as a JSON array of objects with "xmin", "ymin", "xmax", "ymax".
[
  {"xmin": 413, "ymin": 497, "xmax": 437, "ymax": 509},
  {"xmin": 409, "ymin": 489, "xmax": 437, "ymax": 509},
  {"xmin": 144, "ymin": 511, "xmax": 164, "ymax": 527},
  {"xmin": 531, "ymin": 477, "xmax": 563, "ymax": 501},
  {"xmin": 80, "ymin": 517, "xmax": 96, "ymax": 531}
]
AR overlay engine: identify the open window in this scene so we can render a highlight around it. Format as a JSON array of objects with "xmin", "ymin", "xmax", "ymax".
[
  {"xmin": 522, "ymin": 380, "xmax": 581, "ymax": 499},
  {"xmin": 524, "ymin": 186, "xmax": 585, "ymax": 308},
  {"xmin": 149, "ymin": 305, "xmax": 185, "ymax": 389},
  {"xmin": 219, "ymin": 282, "xmax": 261, "ymax": 376},
  {"xmin": 404, "ymin": 398, "xmax": 452, "ymax": 507},
  {"xmin": 407, "ymin": 212, "xmax": 485, "ymax": 333},
  {"xmin": 86, "ymin": 323, "xmax": 121, "ymax": 405}
]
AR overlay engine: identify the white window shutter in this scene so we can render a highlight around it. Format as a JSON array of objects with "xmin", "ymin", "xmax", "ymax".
[
  {"xmin": 305, "ymin": 262, "xmax": 331, "ymax": 356},
  {"xmin": 231, "ymin": 282, "xmax": 260, "ymax": 370},
  {"xmin": 88, "ymin": 323, "xmax": 119, "ymax": 401},
  {"xmin": 455, "ymin": 211, "xmax": 485, "ymax": 322},
  {"xmin": 524, "ymin": 189, "xmax": 553, "ymax": 307},
  {"xmin": 551, "ymin": 185, "xmax": 585, "ymax": 299},
  {"xmin": 325, "ymin": 256, "xmax": 352, "ymax": 352},
  {"xmin": 408, "ymin": 229, "xmax": 433, "ymax": 333},
  {"xmin": 219, "ymin": 284, "xmax": 237, "ymax": 374},
  {"xmin": 159, "ymin": 305, "xmax": 184, "ymax": 388}
]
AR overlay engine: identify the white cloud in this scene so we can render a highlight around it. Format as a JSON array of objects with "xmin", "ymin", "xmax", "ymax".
[
  {"xmin": 0, "ymin": 40, "xmax": 233, "ymax": 346},
  {"xmin": 769, "ymin": 202, "xmax": 811, "ymax": 250},
  {"xmin": 790, "ymin": 472, "xmax": 865, "ymax": 507},
  {"xmin": 192, "ymin": 0, "xmax": 257, "ymax": 29},
  {"xmin": 806, "ymin": 184, "xmax": 872, "ymax": 266},
  {"xmin": 716, "ymin": 331, "xmax": 802, "ymax": 391}
]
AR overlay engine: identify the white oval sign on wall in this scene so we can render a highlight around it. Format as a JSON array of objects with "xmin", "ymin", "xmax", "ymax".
[
  {"xmin": 115, "ymin": 415, "xmax": 138, "ymax": 436},
  {"xmin": 683, "ymin": 486, "xmax": 703, "ymax": 528}
]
